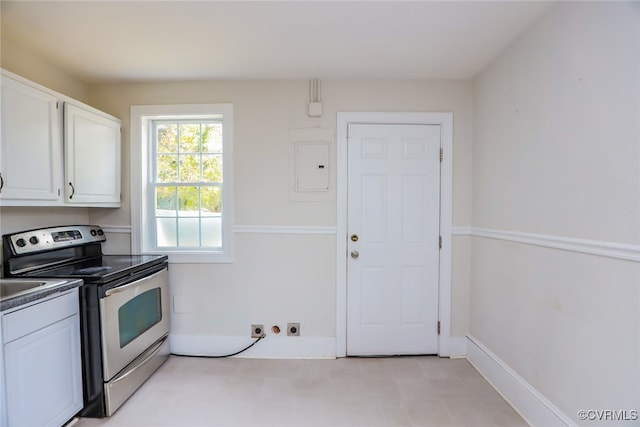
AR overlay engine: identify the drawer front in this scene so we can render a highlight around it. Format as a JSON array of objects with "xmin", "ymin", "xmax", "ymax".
[{"xmin": 2, "ymin": 289, "xmax": 79, "ymax": 344}]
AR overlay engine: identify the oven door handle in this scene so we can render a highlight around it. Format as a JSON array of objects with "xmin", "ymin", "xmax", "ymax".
[
  {"xmin": 104, "ymin": 268, "xmax": 165, "ymax": 296},
  {"xmin": 110, "ymin": 335, "xmax": 168, "ymax": 385}
]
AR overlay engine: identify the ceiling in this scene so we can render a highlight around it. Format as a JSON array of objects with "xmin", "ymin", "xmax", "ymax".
[{"xmin": 1, "ymin": 1, "xmax": 553, "ymax": 84}]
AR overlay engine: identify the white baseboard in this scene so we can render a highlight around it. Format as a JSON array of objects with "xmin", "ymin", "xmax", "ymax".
[
  {"xmin": 466, "ymin": 335, "xmax": 576, "ymax": 427},
  {"xmin": 170, "ymin": 334, "xmax": 336, "ymax": 359},
  {"xmin": 446, "ymin": 336, "xmax": 468, "ymax": 357}
]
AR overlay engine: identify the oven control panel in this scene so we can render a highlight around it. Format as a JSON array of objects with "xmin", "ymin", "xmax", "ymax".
[{"xmin": 5, "ymin": 225, "xmax": 106, "ymax": 255}]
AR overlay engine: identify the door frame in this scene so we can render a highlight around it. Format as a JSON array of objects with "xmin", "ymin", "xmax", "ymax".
[{"xmin": 336, "ymin": 112, "xmax": 453, "ymax": 357}]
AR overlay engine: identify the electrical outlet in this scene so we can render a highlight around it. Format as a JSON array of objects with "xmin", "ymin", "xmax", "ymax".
[
  {"xmin": 287, "ymin": 323, "xmax": 300, "ymax": 336},
  {"xmin": 251, "ymin": 324, "xmax": 264, "ymax": 338}
]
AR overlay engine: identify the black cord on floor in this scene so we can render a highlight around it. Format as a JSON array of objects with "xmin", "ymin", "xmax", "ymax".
[{"xmin": 171, "ymin": 334, "xmax": 266, "ymax": 359}]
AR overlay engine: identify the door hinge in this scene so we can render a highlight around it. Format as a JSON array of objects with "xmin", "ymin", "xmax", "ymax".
[
  {"xmin": 439, "ymin": 235, "xmax": 442, "ymax": 249},
  {"xmin": 440, "ymin": 148, "xmax": 443, "ymax": 162},
  {"xmin": 437, "ymin": 321, "xmax": 441, "ymax": 335}
]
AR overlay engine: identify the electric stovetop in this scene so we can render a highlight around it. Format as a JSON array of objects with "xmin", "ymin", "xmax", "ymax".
[{"xmin": 22, "ymin": 254, "xmax": 168, "ymax": 283}]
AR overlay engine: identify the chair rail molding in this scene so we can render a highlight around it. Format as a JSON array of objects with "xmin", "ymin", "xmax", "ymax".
[
  {"xmin": 471, "ymin": 227, "xmax": 640, "ymax": 262},
  {"xmin": 100, "ymin": 225, "xmax": 132, "ymax": 234},
  {"xmin": 232, "ymin": 225, "xmax": 337, "ymax": 235}
]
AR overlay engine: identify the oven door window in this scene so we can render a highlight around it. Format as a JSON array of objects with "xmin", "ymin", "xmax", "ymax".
[{"xmin": 118, "ymin": 288, "xmax": 162, "ymax": 348}]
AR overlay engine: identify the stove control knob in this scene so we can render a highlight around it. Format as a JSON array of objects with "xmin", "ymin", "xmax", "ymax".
[
  {"xmin": 97, "ymin": 229, "xmax": 104, "ymax": 236},
  {"xmin": 90, "ymin": 229, "xmax": 97, "ymax": 236},
  {"xmin": 15, "ymin": 238, "xmax": 27, "ymax": 248},
  {"xmin": 29, "ymin": 236, "xmax": 39, "ymax": 245}
]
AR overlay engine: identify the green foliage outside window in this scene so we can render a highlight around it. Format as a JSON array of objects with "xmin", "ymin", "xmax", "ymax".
[{"xmin": 155, "ymin": 121, "xmax": 223, "ymax": 215}]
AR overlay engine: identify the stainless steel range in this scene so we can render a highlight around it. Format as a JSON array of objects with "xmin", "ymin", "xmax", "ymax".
[{"xmin": 2, "ymin": 225, "xmax": 170, "ymax": 417}]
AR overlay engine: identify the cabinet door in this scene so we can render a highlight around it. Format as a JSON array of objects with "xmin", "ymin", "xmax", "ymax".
[
  {"xmin": 0, "ymin": 76, "xmax": 62, "ymax": 205},
  {"xmin": 0, "ymin": 320, "xmax": 5, "ymax": 427},
  {"xmin": 4, "ymin": 315, "xmax": 83, "ymax": 427},
  {"xmin": 64, "ymin": 102, "xmax": 121, "ymax": 206}
]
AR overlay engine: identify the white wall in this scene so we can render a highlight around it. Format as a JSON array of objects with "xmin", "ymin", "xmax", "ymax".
[
  {"xmin": 0, "ymin": 207, "xmax": 90, "ymax": 246},
  {"xmin": 0, "ymin": 29, "xmax": 474, "ymax": 353},
  {"xmin": 0, "ymin": 39, "xmax": 89, "ymax": 102},
  {"xmin": 87, "ymin": 79, "xmax": 474, "ymax": 355},
  {"xmin": 471, "ymin": 2, "xmax": 639, "ymax": 424}
]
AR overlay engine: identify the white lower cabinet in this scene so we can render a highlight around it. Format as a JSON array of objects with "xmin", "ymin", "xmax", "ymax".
[{"xmin": 1, "ymin": 290, "xmax": 83, "ymax": 427}]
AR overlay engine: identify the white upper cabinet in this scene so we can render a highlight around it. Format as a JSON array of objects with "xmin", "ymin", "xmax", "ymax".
[
  {"xmin": 0, "ymin": 74, "xmax": 63, "ymax": 205},
  {"xmin": 64, "ymin": 103, "xmax": 121, "ymax": 206},
  {"xmin": 0, "ymin": 70, "xmax": 121, "ymax": 207}
]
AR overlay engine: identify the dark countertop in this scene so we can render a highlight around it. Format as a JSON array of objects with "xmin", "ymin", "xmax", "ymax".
[{"xmin": 0, "ymin": 279, "xmax": 83, "ymax": 312}]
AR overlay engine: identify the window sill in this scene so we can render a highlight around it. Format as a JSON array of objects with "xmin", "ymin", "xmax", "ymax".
[{"xmin": 144, "ymin": 251, "xmax": 233, "ymax": 264}]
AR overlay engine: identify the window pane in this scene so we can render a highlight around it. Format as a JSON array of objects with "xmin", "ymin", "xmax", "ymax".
[
  {"xmin": 179, "ymin": 155, "xmax": 201, "ymax": 182},
  {"xmin": 157, "ymin": 155, "xmax": 178, "ymax": 182},
  {"xmin": 118, "ymin": 288, "xmax": 162, "ymax": 348},
  {"xmin": 201, "ymin": 186, "xmax": 222, "ymax": 213},
  {"xmin": 178, "ymin": 218, "xmax": 200, "ymax": 246},
  {"xmin": 202, "ymin": 123, "xmax": 223, "ymax": 153},
  {"xmin": 201, "ymin": 217, "xmax": 222, "ymax": 247},
  {"xmin": 156, "ymin": 217, "xmax": 177, "ymax": 247},
  {"xmin": 178, "ymin": 186, "xmax": 199, "ymax": 214},
  {"xmin": 179, "ymin": 124, "xmax": 201, "ymax": 153},
  {"xmin": 157, "ymin": 124, "xmax": 177, "ymax": 153},
  {"xmin": 202, "ymin": 155, "xmax": 222, "ymax": 182},
  {"xmin": 156, "ymin": 186, "xmax": 177, "ymax": 212}
]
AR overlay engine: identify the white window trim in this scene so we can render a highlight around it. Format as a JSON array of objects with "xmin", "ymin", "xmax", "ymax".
[{"xmin": 130, "ymin": 104, "xmax": 233, "ymax": 263}]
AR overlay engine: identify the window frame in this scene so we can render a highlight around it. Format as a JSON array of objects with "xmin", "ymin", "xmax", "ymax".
[{"xmin": 131, "ymin": 104, "xmax": 233, "ymax": 263}]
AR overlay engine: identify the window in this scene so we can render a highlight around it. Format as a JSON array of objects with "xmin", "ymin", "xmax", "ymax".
[
  {"xmin": 152, "ymin": 119, "xmax": 223, "ymax": 248},
  {"xmin": 131, "ymin": 104, "xmax": 233, "ymax": 263}
]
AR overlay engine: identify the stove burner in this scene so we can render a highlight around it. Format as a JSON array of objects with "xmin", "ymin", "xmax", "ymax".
[{"xmin": 73, "ymin": 266, "xmax": 113, "ymax": 275}]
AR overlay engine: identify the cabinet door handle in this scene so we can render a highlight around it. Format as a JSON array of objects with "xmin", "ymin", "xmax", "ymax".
[
  {"xmin": 0, "ymin": 172, "xmax": 4, "ymax": 193},
  {"xmin": 68, "ymin": 182, "xmax": 75, "ymax": 199}
]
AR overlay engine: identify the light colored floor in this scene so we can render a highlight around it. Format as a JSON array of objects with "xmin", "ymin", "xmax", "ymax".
[{"xmin": 74, "ymin": 356, "xmax": 527, "ymax": 427}]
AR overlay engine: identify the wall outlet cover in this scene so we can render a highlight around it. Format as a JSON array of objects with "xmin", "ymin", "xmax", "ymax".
[
  {"xmin": 287, "ymin": 323, "xmax": 300, "ymax": 336},
  {"xmin": 251, "ymin": 324, "xmax": 264, "ymax": 338}
]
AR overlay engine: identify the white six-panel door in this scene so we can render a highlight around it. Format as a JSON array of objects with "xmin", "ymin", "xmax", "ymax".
[{"xmin": 346, "ymin": 123, "xmax": 441, "ymax": 355}]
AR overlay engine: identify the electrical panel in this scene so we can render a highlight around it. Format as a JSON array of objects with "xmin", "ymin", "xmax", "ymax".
[{"xmin": 294, "ymin": 142, "xmax": 329, "ymax": 192}]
